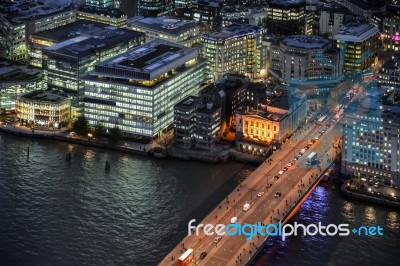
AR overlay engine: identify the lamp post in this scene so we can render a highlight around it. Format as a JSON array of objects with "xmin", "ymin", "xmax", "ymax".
[{"xmin": 248, "ymin": 188, "xmax": 256, "ymax": 204}]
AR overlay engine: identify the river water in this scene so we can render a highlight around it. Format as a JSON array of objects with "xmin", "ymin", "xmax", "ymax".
[{"xmin": 0, "ymin": 133, "xmax": 399, "ymax": 266}]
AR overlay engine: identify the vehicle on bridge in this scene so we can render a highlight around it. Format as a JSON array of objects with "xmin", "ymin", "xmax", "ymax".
[
  {"xmin": 257, "ymin": 191, "xmax": 264, "ymax": 197},
  {"xmin": 199, "ymin": 251, "xmax": 207, "ymax": 259},
  {"xmin": 231, "ymin": 216, "xmax": 238, "ymax": 223},
  {"xmin": 275, "ymin": 192, "xmax": 281, "ymax": 198},
  {"xmin": 333, "ymin": 104, "xmax": 343, "ymax": 113},
  {"xmin": 243, "ymin": 202, "xmax": 251, "ymax": 211},
  {"xmin": 306, "ymin": 152, "xmax": 317, "ymax": 165},
  {"xmin": 177, "ymin": 248, "xmax": 193, "ymax": 266},
  {"xmin": 316, "ymin": 115, "xmax": 327, "ymax": 125}
]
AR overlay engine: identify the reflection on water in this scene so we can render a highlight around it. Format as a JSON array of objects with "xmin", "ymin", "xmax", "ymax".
[
  {"xmin": 254, "ymin": 184, "xmax": 400, "ymax": 266},
  {"xmin": 363, "ymin": 206, "xmax": 377, "ymax": 224},
  {"xmin": 0, "ymin": 133, "xmax": 254, "ymax": 265}
]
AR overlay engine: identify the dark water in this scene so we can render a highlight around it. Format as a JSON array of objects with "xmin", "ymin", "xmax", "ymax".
[
  {"xmin": 1, "ymin": 133, "xmax": 399, "ymax": 266},
  {"xmin": 0, "ymin": 133, "xmax": 253, "ymax": 265},
  {"xmin": 254, "ymin": 185, "xmax": 400, "ymax": 266}
]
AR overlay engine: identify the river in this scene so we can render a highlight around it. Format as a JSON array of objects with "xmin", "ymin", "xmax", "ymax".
[{"xmin": 0, "ymin": 133, "xmax": 399, "ymax": 266}]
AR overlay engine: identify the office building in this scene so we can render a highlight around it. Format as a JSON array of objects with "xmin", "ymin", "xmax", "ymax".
[
  {"xmin": 266, "ymin": 0, "xmax": 306, "ymax": 36},
  {"xmin": 269, "ymin": 35, "xmax": 342, "ymax": 82},
  {"xmin": 86, "ymin": 0, "xmax": 114, "ymax": 8},
  {"xmin": 17, "ymin": 89, "xmax": 71, "ymax": 129},
  {"xmin": 378, "ymin": 56, "xmax": 400, "ymax": 89},
  {"xmin": 42, "ymin": 25, "xmax": 144, "ymax": 93},
  {"xmin": 77, "ymin": 5, "xmax": 127, "ymax": 28},
  {"xmin": 192, "ymin": 0, "xmax": 221, "ymax": 30},
  {"xmin": 174, "ymin": 96, "xmax": 200, "ymax": 149},
  {"xmin": 382, "ymin": 3, "xmax": 400, "ymax": 52},
  {"xmin": 175, "ymin": 0, "xmax": 192, "ymax": 9},
  {"xmin": 335, "ymin": 0, "xmax": 386, "ymax": 22},
  {"xmin": 174, "ymin": 96, "xmax": 222, "ymax": 150},
  {"xmin": 81, "ymin": 39, "xmax": 207, "ymax": 140},
  {"xmin": 220, "ymin": 6, "xmax": 266, "ymax": 27},
  {"xmin": 202, "ymin": 24, "xmax": 264, "ymax": 80},
  {"xmin": 315, "ymin": 2, "xmax": 361, "ymax": 40},
  {"xmin": 0, "ymin": 0, "xmax": 76, "ymax": 61},
  {"xmin": 200, "ymin": 74, "xmax": 249, "ymax": 129},
  {"xmin": 0, "ymin": 60, "xmax": 44, "ymax": 113},
  {"xmin": 118, "ymin": 0, "xmax": 138, "ymax": 18},
  {"xmin": 138, "ymin": 0, "xmax": 174, "ymax": 17},
  {"xmin": 29, "ymin": 20, "xmax": 134, "ymax": 69},
  {"xmin": 341, "ymin": 91, "xmax": 400, "ymax": 187},
  {"xmin": 129, "ymin": 16, "xmax": 200, "ymax": 48},
  {"xmin": 333, "ymin": 23, "xmax": 379, "ymax": 72}
]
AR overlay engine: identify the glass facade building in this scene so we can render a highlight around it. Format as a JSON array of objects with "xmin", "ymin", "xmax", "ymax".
[
  {"xmin": 202, "ymin": 24, "xmax": 264, "ymax": 80},
  {"xmin": 0, "ymin": 1, "xmax": 76, "ymax": 61},
  {"xmin": 333, "ymin": 23, "xmax": 379, "ymax": 72},
  {"xmin": 80, "ymin": 39, "xmax": 207, "ymax": 139}
]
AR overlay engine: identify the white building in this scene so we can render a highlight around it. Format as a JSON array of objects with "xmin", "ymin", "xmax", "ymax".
[
  {"xmin": 128, "ymin": 16, "xmax": 200, "ymax": 48},
  {"xmin": 341, "ymin": 93, "xmax": 400, "ymax": 187},
  {"xmin": 81, "ymin": 39, "xmax": 207, "ymax": 140}
]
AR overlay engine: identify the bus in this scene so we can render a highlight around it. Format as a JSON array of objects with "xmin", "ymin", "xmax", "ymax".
[
  {"xmin": 306, "ymin": 152, "xmax": 317, "ymax": 164},
  {"xmin": 332, "ymin": 104, "xmax": 342, "ymax": 114},
  {"xmin": 316, "ymin": 115, "xmax": 327, "ymax": 125},
  {"xmin": 177, "ymin": 249, "xmax": 193, "ymax": 266}
]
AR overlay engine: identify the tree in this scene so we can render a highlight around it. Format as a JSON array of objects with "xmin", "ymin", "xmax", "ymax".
[
  {"xmin": 108, "ymin": 126, "xmax": 123, "ymax": 144},
  {"xmin": 72, "ymin": 115, "xmax": 89, "ymax": 135},
  {"xmin": 93, "ymin": 123, "xmax": 105, "ymax": 139}
]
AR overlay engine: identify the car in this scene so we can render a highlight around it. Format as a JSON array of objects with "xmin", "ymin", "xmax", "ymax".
[
  {"xmin": 214, "ymin": 236, "xmax": 222, "ymax": 243},
  {"xmin": 304, "ymin": 146, "xmax": 310, "ymax": 150},
  {"xmin": 231, "ymin": 216, "xmax": 238, "ymax": 223},
  {"xmin": 308, "ymin": 142, "xmax": 313, "ymax": 146},
  {"xmin": 315, "ymin": 136, "xmax": 319, "ymax": 140},
  {"xmin": 278, "ymin": 170, "xmax": 284, "ymax": 175},
  {"xmin": 273, "ymin": 175, "xmax": 279, "ymax": 181},
  {"xmin": 293, "ymin": 157, "xmax": 298, "ymax": 161},
  {"xmin": 257, "ymin": 191, "xmax": 264, "ymax": 197},
  {"xmin": 290, "ymin": 160, "xmax": 295, "ymax": 164},
  {"xmin": 267, "ymin": 183, "xmax": 272, "ymax": 188},
  {"xmin": 326, "ymin": 123, "xmax": 331, "ymax": 128},
  {"xmin": 287, "ymin": 162, "xmax": 292, "ymax": 167},
  {"xmin": 298, "ymin": 152, "xmax": 303, "ymax": 157},
  {"xmin": 282, "ymin": 167, "xmax": 288, "ymax": 171},
  {"xmin": 311, "ymin": 139, "xmax": 317, "ymax": 144},
  {"xmin": 274, "ymin": 192, "xmax": 282, "ymax": 198},
  {"xmin": 321, "ymin": 128, "xmax": 326, "ymax": 133},
  {"xmin": 200, "ymin": 252, "xmax": 207, "ymax": 259},
  {"xmin": 301, "ymin": 148, "xmax": 306, "ymax": 153}
]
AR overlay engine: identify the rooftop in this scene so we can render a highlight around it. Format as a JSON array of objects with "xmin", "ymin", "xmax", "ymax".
[
  {"xmin": 175, "ymin": 96, "xmax": 200, "ymax": 110},
  {"xmin": 333, "ymin": 23, "xmax": 379, "ymax": 43},
  {"xmin": 239, "ymin": 110, "xmax": 287, "ymax": 122},
  {"xmin": 0, "ymin": 60, "xmax": 42, "ymax": 82},
  {"xmin": 268, "ymin": 0, "xmax": 306, "ymax": 8},
  {"xmin": 43, "ymin": 27, "xmax": 144, "ymax": 58},
  {"xmin": 0, "ymin": 0, "xmax": 74, "ymax": 26},
  {"xmin": 19, "ymin": 89, "xmax": 69, "ymax": 103},
  {"xmin": 91, "ymin": 39, "xmax": 199, "ymax": 80},
  {"xmin": 129, "ymin": 16, "xmax": 198, "ymax": 35},
  {"xmin": 32, "ymin": 20, "xmax": 138, "ymax": 43},
  {"xmin": 282, "ymin": 35, "xmax": 330, "ymax": 49},
  {"xmin": 202, "ymin": 24, "xmax": 263, "ymax": 41},
  {"xmin": 78, "ymin": 5, "xmax": 126, "ymax": 18}
]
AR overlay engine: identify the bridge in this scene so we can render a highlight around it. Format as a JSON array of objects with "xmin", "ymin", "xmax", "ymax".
[{"xmin": 159, "ymin": 82, "xmax": 367, "ymax": 266}]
